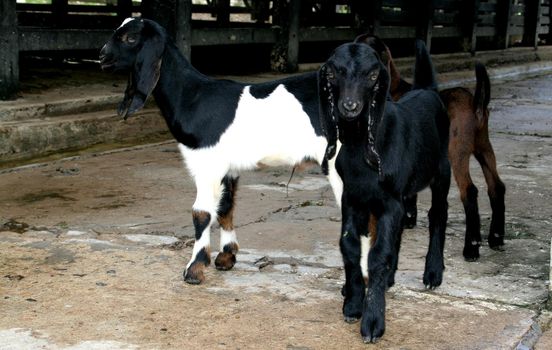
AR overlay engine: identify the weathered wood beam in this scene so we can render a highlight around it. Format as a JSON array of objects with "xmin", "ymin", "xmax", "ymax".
[
  {"xmin": 175, "ymin": 0, "xmax": 192, "ymax": 59},
  {"xmin": 0, "ymin": 1, "xmax": 19, "ymax": 100},
  {"xmin": 522, "ymin": 0, "xmax": 542, "ymax": 49}
]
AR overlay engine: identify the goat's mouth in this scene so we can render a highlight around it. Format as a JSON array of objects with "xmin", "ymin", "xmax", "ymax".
[
  {"xmin": 99, "ymin": 57, "xmax": 117, "ymax": 71},
  {"xmin": 338, "ymin": 103, "xmax": 364, "ymax": 121}
]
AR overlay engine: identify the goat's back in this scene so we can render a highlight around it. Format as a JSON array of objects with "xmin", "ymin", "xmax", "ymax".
[{"xmin": 380, "ymin": 89, "xmax": 449, "ymax": 194}]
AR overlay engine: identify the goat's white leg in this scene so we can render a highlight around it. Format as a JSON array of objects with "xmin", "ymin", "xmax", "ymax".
[
  {"xmin": 184, "ymin": 177, "xmax": 224, "ymax": 284},
  {"xmin": 214, "ymin": 175, "xmax": 240, "ymax": 271}
]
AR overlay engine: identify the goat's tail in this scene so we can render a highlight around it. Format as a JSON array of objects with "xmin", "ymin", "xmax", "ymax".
[
  {"xmin": 412, "ymin": 39, "xmax": 438, "ymax": 91},
  {"xmin": 473, "ymin": 62, "xmax": 491, "ymax": 117}
]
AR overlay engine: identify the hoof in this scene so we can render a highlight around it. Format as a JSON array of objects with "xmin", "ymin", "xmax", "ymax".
[
  {"xmin": 344, "ymin": 316, "xmax": 360, "ymax": 324},
  {"xmin": 215, "ymin": 252, "xmax": 236, "ymax": 271},
  {"xmin": 463, "ymin": 243, "xmax": 480, "ymax": 261},
  {"xmin": 488, "ymin": 233, "xmax": 505, "ymax": 250},
  {"xmin": 184, "ymin": 262, "xmax": 206, "ymax": 284}
]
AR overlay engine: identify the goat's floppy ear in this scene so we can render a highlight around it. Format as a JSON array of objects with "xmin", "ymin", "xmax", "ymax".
[
  {"xmin": 117, "ymin": 73, "xmax": 136, "ymax": 117},
  {"xmin": 364, "ymin": 64, "xmax": 390, "ymax": 175},
  {"xmin": 122, "ymin": 26, "xmax": 164, "ymax": 119},
  {"xmin": 318, "ymin": 64, "xmax": 338, "ymax": 175}
]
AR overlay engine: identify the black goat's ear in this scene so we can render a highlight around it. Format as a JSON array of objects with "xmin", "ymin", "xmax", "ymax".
[
  {"xmin": 123, "ymin": 31, "xmax": 164, "ymax": 119},
  {"xmin": 117, "ymin": 73, "xmax": 135, "ymax": 118},
  {"xmin": 318, "ymin": 64, "xmax": 338, "ymax": 175},
  {"xmin": 364, "ymin": 67, "xmax": 390, "ymax": 176}
]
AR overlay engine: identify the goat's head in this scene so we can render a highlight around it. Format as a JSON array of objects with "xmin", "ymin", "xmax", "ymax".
[
  {"xmin": 318, "ymin": 39, "xmax": 390, "ymax": 170},
  {"xmin": 99, "ymin": 18, "xmax": 166, "ymax": 119}
]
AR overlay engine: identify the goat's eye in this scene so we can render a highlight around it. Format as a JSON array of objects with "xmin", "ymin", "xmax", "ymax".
[
  {"xmin": 127, "ymin": 36, "xmax": 136, "ymax": 43},
  {"xmin": 369, "ymin": 72, "xmax": 378, "ymax": 81}
]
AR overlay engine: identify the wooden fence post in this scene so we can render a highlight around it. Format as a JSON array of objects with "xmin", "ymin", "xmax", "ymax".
[
  {"xmin": 117, "ymin": 0, "xmax": 133, "ymax": 21},
  {"xmin": 52, "ymin": 0, "xmax": 69, "ymax": 27},
  {"xmin": 286, "ymin": 0, "xmax": 301, "ymax": 72},
  {"xmin": 352, "ymin": 0, "xmax": 381, "ymax": 35},
  {"xmin": 496, "ymin": 0, "xmax": 513, "ymax": 49},
  {"xmin": 0, "ymin": 1, "xmax": 19, "ymax": 100},
  {"xmin": 216, "ymin": 0, "xmax": 230, "ymax": 25},
  {"xmin": 175, "ymin": 0, "xmax": 192, "ymax": 60},
  {"xmin": 522, "ymin": 0, "xmax": 542, "ymax": 49},
  {"xmin": 460, "ymin": 0, "xmax": 480, "ymax": 55}
]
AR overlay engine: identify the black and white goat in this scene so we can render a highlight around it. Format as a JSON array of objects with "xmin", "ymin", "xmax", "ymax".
[
  {"xmin": 318, "ymin": 38, "xmax": 451, "ymax": 342},
  {"xmin": 99, "ymin": 18, "xmax": 343, "ymax": 284}
]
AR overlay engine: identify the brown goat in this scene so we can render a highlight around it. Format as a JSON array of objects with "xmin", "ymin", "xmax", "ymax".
[{"xmin": 363, "ymin": 36, "xmax": 506, "ymax": 261}]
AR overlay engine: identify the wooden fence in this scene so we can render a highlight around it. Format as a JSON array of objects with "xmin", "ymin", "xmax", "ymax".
[{"xmin": 2, "ymin": 0, "xmax": 552, "ymax": 99}]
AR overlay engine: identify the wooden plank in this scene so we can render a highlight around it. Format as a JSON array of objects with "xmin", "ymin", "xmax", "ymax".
[{"xmin": 18, "ymin": 27, "xmax": 112, "ymax": 51}]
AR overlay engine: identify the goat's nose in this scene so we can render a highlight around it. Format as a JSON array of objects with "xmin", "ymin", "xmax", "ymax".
[{"xmin": 342, "ymin": 99, "xmax": 359, "ymax": 112}]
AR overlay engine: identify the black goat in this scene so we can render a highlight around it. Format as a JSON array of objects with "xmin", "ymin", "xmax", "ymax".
[
  {"xmin": 99, "ymin": 18, "xmax": 344, "ymax": 284},
  {"xmin": 376, "ymin": 37, "xmax": 506, "ymax": 261},
  {"xmin": 318, "ymin": 38, "xmax": 451, "ymax": 342}
]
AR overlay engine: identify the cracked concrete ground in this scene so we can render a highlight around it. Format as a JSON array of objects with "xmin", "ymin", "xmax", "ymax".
[{"xmin": 1, "ymin": 73, "xmax": 551, "ymax": 349}]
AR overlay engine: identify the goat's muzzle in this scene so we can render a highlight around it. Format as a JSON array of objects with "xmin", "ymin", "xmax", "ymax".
[
  {"xmin": 338, "ymin": 98, "xmax": 364, "ymax": 120},
  {"xmin": 99, "ymin": 45, "xmax": 116, "ymax": 71}
]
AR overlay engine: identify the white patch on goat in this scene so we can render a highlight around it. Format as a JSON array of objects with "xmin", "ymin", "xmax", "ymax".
[
  {"xmin": 118, "ymin": 17, "xmax": 135, "ymax": 29},
  {"xmin": 179, "ymin": 84, "xmax": 327, "ymax": 182},
  {"xmin": 360, "ymin": 234, "xmax": 371, "ymax": 281},
  {"xmin": 220, "ymin": 229, "xmax": 238, "ymax": 251},
  {"xmin": 327, "ymin": 142, "xmax": 343, "ymax": 207}
]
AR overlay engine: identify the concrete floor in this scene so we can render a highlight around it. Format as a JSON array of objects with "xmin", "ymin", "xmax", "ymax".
[{"xmin": 1, "ymin": 73, "xmax": 551, "ymax": 349}]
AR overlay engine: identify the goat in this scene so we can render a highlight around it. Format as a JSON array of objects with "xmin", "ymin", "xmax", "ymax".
[
  {"xmin": 371, "ymin": 36, "xmax": 506, "ymax": 261},
  {"xmin": 318, "ymin": 38, "xmax": 450, "ymax": 342},
  {"xmin": 99, "ymin": 18, "xmax": 344, "ymax": 284}
]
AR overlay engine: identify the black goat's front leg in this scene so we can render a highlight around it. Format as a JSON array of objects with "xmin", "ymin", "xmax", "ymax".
[
  {"xmin": 340, "ymin": 205, "xmax": 369, "ymax": 323},
  {"xmin": 361, "ymin": 199, "xmax": 403, "ymax": 343},
  {"xmin": 424, "ymin": 159, "xmax": 450, "ymax": 288}
]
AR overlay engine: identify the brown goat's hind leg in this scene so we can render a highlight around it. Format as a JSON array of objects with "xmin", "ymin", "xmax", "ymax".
[
  {"xmin": 451, "ymin": 155, "xmax": 482, "ymax": 261},
  {"xmin": 475, "ymin": 145, "xmax": 506, "ymax": 250}
]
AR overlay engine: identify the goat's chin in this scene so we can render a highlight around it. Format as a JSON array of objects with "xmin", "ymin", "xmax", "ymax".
[{"xmin": 339, "ymin": 111, "xmax": 362, "ymax": 121}]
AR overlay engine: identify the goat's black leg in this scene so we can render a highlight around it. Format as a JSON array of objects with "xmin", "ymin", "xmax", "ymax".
[
  {"xmin": 215, "ymin": 175, "xmax": 240, "ymax": 271},
  {"xmin": 403, "ymin": 194, "xmax": 418, "ymax": 228},
  {"xmin": 424, "ymin": 159, "xmax": 450, "ymax": 288},
  {"xmin": 361, "ymin": 198, "xmax": 403, "ymax": 343},
  {"xmin": 488, "ymin": 179, "xmax": 505, "ymax": 248},
  {"xmin": 474, "ymin": 147, "xmax": 506, "ymax": 250},
  {"xmin": 451, "ymin": 154, "xmax": 481, "ymax": 261},
  {"xmin": 340, "ymin": 203, "xmax": 369, "ymax": 323},
  {"xmin": 461, "ymin": 184, "xmax": 481, "ymax": 260},
  {"xmin": 387, "ymin": 223, "xmax": 403, "ymax": 289}
]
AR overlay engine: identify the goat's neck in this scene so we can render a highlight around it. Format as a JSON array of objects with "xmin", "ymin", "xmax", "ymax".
[{"xmin": 152, "ymin": 43, "xmax": 208, "ymax": 120}]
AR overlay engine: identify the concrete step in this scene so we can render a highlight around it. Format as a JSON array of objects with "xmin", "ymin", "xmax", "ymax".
[{"xmin": 0, "ymin": 107, "xmax": 170, "ymax": 167}]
